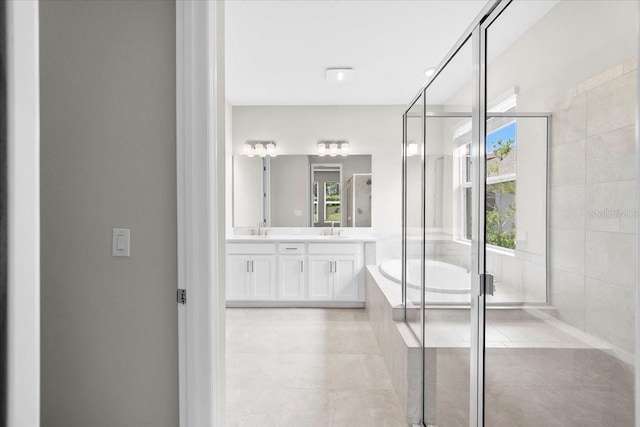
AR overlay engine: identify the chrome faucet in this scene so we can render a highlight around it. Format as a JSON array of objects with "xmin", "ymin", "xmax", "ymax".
[{"xmin": 257, "ymin": 220, "xmax": 263, "ymax": 236}]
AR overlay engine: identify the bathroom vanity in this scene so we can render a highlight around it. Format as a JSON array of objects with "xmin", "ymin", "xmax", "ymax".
[{"xmin": 226, "ymin": 235, "xmax": 376, "ymax": 307}]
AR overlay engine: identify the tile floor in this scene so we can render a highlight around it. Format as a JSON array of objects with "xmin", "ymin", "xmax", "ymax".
[{"xmin": 226, "ymin": 308, "xmax": 407, "ymax": 426}]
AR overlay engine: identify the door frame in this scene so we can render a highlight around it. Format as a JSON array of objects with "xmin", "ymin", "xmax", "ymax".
[
  {"xmin": 176, "ymin": 1, "xmax": 226, "ymax": 426},
  {"xmin": 5, "ymin": 0, "xmax": 41, "ymax": 425}
]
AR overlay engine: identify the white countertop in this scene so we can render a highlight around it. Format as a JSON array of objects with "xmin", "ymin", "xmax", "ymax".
[{"xmin": 227, "ymin": 235, "xmax": 377, "ymax": 243}]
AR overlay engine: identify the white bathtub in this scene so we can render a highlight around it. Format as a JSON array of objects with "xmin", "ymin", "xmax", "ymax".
[{"xmin": 379, "ymin": 259, "xmax": 471, "ymax": 294}]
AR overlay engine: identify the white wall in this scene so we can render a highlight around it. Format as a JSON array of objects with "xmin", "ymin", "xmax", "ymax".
[
  {"xmin": 233, "ymin": 155, "xmax": 263, "ymax": 226},
  {"xmin": 6, "ymin": 1, "xmax": 40, "ymax": 425},
  {"xmin": 231, "ymin": 105, "xmax": 404, "ymax": 261}
]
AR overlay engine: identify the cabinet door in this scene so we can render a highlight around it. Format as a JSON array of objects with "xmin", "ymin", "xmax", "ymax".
[
  {"xmin": 251, "ymin": 255, "xmax": 277, "ymax": 300},
  {"xmin": 278, "ymin": 255, "xmax": 306, "ymax": 300},
  {"xmin": 334, "ymin": 256, "xmax": 359, "ymax": 301},
  {"xmin": 227, "ymin": 255, "xmax": 251, "ymax": 300},
  {"xmin": 308, "ymin": 256, "xmax": 334, "ymax": 300}
]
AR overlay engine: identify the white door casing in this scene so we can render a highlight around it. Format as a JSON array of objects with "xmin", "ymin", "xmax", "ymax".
[
  {"xmin": 6, "ymin": 1, "xmax": 41, "ymax": 425},
  {"xmin": 176, "ymin": 1, "xmax": 226, "ymax": 426}
]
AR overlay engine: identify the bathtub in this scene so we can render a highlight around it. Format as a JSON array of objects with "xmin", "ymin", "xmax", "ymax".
[{"xmin": 379, "ymin": 259, "xmax": 471, "ymax": 294}]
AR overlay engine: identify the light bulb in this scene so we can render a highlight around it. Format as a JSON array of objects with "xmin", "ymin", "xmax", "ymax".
[
  {"xmin": 255, "ymin": 143, "xmax": 265, "ymax": 157},
  {"xmin": 243, "ymin": 143, "xmax": 252, "ymax": 156},
  {"xmin": 317, "ymin": 142, "xmax": 326, "ymax": 156},
  {"xmin": 340, "ymin": 142, "xmax": 349, "ymax": 156},
  {"xmin": 329, "ymin": 143, "xmax": 338, "ymax": 157},
  {"xmin": 266, "ymin": 143, "xmax": 276, "ymax": 157}
]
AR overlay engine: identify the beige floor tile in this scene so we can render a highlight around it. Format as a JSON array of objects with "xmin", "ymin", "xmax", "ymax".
[{"xmin": 225, "ymin": 308, "xmax": 407, "ymax": 426}]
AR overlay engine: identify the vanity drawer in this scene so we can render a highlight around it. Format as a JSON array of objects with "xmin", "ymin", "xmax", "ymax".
[
  {"xmin": 227, "ymin": 243, "xmax": 276, "ymax": 255},
  {"xmin": 308, "ymin": 243, "xmax": 359, "ymax": 255},
  {"xmin": 278, "ymin": 243, "xmax": 306, "ymax": 254}
]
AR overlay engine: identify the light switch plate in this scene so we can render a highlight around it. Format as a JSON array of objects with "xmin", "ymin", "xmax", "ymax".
[{"xmin": 112, "ymin": 228, "xmax": 130, "ymax": 257}]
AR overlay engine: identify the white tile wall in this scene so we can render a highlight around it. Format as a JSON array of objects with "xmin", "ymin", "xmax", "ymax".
[{"xmin": 548, "ymin": 59, "xmax": 637, "ymax": 351}]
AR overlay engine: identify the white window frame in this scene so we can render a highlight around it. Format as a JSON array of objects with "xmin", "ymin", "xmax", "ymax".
[
  {"xmin": 455, "ymin": 103, "xmax": 518, "ymax": 253},
  {"xmin": 324, "ymin": 181, "xmax": 341, "ymax": 225}
]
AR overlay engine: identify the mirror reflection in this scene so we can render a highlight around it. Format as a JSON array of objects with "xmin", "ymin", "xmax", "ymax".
[{"xmin": 233, "ymin": 155, "xmax": 371, "ymax": 228}]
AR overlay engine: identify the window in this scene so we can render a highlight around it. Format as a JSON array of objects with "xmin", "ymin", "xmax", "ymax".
[
  {"xmin": 313, "ymin": 182, "xmax": 319, "ymax": 223},
  {"xmin": 485, "ymin": 121, "xmax": 516, "ymax": 249},
  {"xmin": 458, "ymin": 120, "xmax": 517, "ymax": 250},
  {"xmin": 324, "ymin": 182, "xmax": 341, "ymax": 224}
]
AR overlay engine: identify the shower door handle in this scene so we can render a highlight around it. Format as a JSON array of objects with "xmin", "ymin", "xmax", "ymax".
[{"xmin": 481, "ymin": 273, "xmax": 494, "ymax": 296}]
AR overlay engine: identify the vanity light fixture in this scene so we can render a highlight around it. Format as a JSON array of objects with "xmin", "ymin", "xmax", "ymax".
[
  {"xmin": 317, "ymin": 140, "xmax": 350, "ymax": 157},
  {"xmin": 243, "ymin": 141, "xmax": 277, "ymax": 157}
]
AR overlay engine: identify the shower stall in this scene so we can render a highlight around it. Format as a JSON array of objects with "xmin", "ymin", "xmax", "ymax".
[{"xmin": 402, "ymin": 0, "xmax": 638, "ymax": 425}]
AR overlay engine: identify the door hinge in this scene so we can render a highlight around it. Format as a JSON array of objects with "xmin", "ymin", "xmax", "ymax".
[{"xmin": 177, "ymin": 289, "xmax": 187, "ymax": 305}]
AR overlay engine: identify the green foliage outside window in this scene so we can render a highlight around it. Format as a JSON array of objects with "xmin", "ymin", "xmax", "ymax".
[{"xmin": 486, "ymin": 138, "xmax": 516, "ymax": 249}]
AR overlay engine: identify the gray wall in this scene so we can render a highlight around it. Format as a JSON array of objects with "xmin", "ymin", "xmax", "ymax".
[
  {"xmin": 270, "ymin": 156, "xmax": 309, "ymax": 227},
  {"xmin": 40, "ymin": 1, "xmax": 178, "ymax": 426}
]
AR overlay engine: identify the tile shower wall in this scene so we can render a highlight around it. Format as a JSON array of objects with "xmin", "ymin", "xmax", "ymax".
[{"xmin": 547, "ymin": 58, "xmax": 637, "ymax": 352}]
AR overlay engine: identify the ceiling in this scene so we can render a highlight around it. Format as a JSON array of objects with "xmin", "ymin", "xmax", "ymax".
[{"xmin": 225, "ymin": 0, "xmax": 489, "ymax": 106}]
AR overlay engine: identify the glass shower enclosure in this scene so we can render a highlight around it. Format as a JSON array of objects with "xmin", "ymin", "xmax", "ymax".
[{"xmin": 402, "ymin": 0, "xmax": 638, "ymax": 425}]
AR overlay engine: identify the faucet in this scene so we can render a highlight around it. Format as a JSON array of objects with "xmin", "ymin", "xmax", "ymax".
[
  {"xmin": 331, "ymin": 222, "xmax": 336, "ymax": 236},
  {"xmin": 257, "ymin": 220, "xmax": 263, "ymax": 236}
]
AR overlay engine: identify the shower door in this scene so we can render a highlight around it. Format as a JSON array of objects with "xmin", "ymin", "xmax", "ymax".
[
  {"xmin": 481, "ymin": 0, "xmax": 637, "ymax": 425},
  {"xmin": 405, "ymin": 1, "xmax": 638, "ymax": 425}
]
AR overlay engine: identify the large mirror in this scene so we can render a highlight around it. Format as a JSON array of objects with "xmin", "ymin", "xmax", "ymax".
[{"xmin": 233, "ymin": 154, "xmax": 371, "ymax": 228}]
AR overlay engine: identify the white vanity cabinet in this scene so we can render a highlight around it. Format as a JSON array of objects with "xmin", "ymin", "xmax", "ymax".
[
  {"xmin": 226, "ymin": 238, "xmax": 370, "ymax": 306},
  {"xmin": 227, "ymin": 244, "xmax": 277, "ymax": 301},
  {"xmin": 278, "ymin": 243, "xmax": 306, "ymax": 300},
  {"xmin": 308, "ymin": 243, "xmax": 361, "ymax": 302},
  {"xmin": 308, "ymin": 255, "xmax": 334, "ymax": 300},
  {"xmin": 308, "ymin": 256, "xmax": 359, "ymax": 301}
]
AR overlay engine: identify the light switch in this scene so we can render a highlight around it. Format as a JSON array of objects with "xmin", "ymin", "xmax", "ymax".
[{"xmin": 112, "ymin": 228, "xmax": 130, "ymax": 257}]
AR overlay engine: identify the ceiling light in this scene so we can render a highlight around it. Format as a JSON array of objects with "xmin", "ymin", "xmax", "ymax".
[
  {"xmin": 424, "ymin": 67, "xmax": 436, "ymax": 78},
  {"xmin": 326, "ymin": 68, "xmax": 355, "ymax": 82}
]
